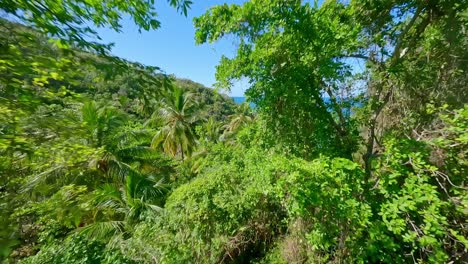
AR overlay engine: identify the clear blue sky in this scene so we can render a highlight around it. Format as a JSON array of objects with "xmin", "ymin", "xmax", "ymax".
[{"xmin": 96, "ymin": 1, "xmax": 249, "ymax": 97}]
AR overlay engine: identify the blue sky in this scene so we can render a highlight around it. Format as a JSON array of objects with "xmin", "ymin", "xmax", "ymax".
[{"xmin": 96, "ymin": 1, "xmax": 249, "ymax": 97}]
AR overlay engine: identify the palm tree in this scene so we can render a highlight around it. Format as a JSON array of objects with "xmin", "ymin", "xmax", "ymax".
[
  {"xmin": 75, "ymin": 125, "xmax": 170, "ymax": 243},
  {"xmin": 151, "ymin": 87, "xmax": 201, "ymax": 160},
  {"xmin": 222, "ymin": 102, "xmax": 254, "ymax": 138},
  {"xmin": 187, "ymin": 117, "xmax": 223, "ymax": 173},
  {"xmin": 81, "ymin": 101, "xmax": 128, "ymax": 148},
  {"xmin": 80, "ymin": 171, "xmax": 165, "ymax": 241},
  {"xmin": 22, "ymin": 101, "xmax": 146, "ymax": 191},
  {"xmin": 22, "ymin": 101, "xmax": 169, "ymax": 241},
  {"xmin": 202, "ymin": 117, "xmax": 222, "ymax": 143}
]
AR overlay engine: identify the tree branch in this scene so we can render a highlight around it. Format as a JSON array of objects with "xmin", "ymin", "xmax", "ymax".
[{"xmin": 391, "ymin": 5, "xmax": 424, "ymax": 65}]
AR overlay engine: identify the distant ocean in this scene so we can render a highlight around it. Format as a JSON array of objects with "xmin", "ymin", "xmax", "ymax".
[
  {"xmin": 231, "ymin": 97, "xmax": 257, "ymax": 108},
  {"xmin": 231, "ymin": 97, "xmax": 246, "ymax": 104},
  {"xmin": 231, "ymin": 96, "xmax": 360, "ymax": 112}
]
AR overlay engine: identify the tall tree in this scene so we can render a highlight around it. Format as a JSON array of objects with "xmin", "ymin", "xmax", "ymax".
[
  {"xmin": 348, "ymin": 0, "xmax": 468, "ymax": 177},
  {"xmin": 194, "ymin": 0, "xmax": 467, "ymax": 166},
  {"xmin": 152, "ymin": 87, "xmax": 201, "ymax": 160},
  {"xmin": 194, "ymin": 0, "xmax": 360, "ymax": 159}
]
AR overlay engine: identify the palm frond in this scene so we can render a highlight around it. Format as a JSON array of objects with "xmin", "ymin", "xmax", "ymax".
[
  {"xmin": 20, "ymin": 165, "xmax": 65, "ymax": 193},
  {"xmin": 81, "ymin": 101, "xmax": 99, "ymax": 131},
  {"xmin": 78, "ymin": 221, "xmax": 125, "ymax": 241},
  {"xmin": 116, "ymin": 146, "xmax": 160, "ymax": 161},
  {"xmin": 145, "ymin": 203, "xmax": 163, "ymax": 213},
  {"xmin": 91, "ymin": 183, "xmax": 124, "ymax": 210},
  {"xmin": 114, "ymin": 128, "xmax": 154, "ymax": 148},
  {"xmin": 151, "ymin": 130, "xmax": 165, "ymax": 149}
]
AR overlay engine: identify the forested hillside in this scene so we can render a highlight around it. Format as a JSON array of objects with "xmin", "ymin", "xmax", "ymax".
[{"xmin": 1, "ymin": 0, "xmax": 467, "ymax": 263}]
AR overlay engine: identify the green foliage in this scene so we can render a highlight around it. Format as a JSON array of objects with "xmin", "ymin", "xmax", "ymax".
[
  {"xmin": 0, "ymin": 21, "xmax": 236, "ymax": 262},
  {"xmin": 368, "ymin": 1, "xmax": 468, "ymax": 132},
  {"xmin": 364, "ymin": 134, "xmax": 467, "ymax": 263},
  {"xmin": 151, "ymin": 86, "xmax": 202, "ymax": 159},
  {"xmin": 21, "ymin": 233, "xmax": 135, "ymax": 264},
  {"xmin": 17, "ymin": 185, "xmax": 89, "ymax": 232},
  {"xmin": 135, "ymin": 106, "xmax": 466, "ymax": 263},
  {"xmin": 195, "ymin": 0, "xmax": 361, "ymax": 159},
  {"xmin": 175, "ymin": 78, "xmax": 237, "ymax": 122},
  {"xmin": 1, "ymin": 0, "xmax": 467, "ymax": 263},
  {"xmin": 1, "ymin": 0, "xmax": 192, "ymax": 53},
  {"xmin": 222, "ymin": 102, "xmax": 255, "ymax": 137},
  {"xmin": 278, "ymin": 157, "xmax": 371, "ymax": 262},
  {"xmin": 159, "ymin": 146, "xmax": 285, "ymax": 263}
]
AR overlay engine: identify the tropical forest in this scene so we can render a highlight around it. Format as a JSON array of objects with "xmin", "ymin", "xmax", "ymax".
[{"xmin": 0, "ymin": 0, "xmax": 467, "ymax": 263}]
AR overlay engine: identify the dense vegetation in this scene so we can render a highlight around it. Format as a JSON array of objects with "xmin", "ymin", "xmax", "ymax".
[{"xmin": 1, "ymin": 0, "xmax": 466, "ymax": 263}]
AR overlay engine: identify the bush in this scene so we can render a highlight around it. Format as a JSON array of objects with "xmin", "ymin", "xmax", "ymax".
[
  {"xmin": 160, "ymin": 147, "xmax": 286, "ymax": 263},
  {"xmin": 21, "ymin": 233, "xmax": 135, "ymax": 264}
]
